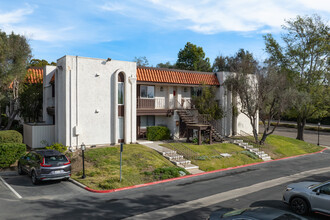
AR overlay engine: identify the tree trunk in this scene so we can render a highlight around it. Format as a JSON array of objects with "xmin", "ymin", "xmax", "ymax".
[
  {"xmin": 5, "ymin": 110, "xmax": 18, "ymax": 130},
  {"xmin": 296, "ymin": 117, "xmax": 306, "ymax": 141},
  {"xmin": 232, "ymin": 92, "xmax": 237, "ymax": 136}
]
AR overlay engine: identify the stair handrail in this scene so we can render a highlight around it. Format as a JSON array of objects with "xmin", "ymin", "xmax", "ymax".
[{"xmin": 167, "ymin": 136, "xmax": 199, "ymax": 159}]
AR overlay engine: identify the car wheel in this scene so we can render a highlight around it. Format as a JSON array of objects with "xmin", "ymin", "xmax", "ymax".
[
  {"xmin": 31, "ymin": 171, "xmax": 39, "ymax": 185},
  {"xmin": 290, "ymin": 197, "xmax": 309, "ymax": 215},
  {"xmin": 17, "ymin": 164, "xmax": 24, "ymax": 175}
]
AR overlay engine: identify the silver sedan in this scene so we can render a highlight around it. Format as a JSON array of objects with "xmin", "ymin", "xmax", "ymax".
[{"xmin": 283, "ymin": 181, "xmax": 330, "ymax": 215}]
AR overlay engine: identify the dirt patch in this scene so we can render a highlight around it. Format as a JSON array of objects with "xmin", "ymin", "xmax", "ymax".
[{"xmin": 68, "ymin": 150, "xmax": 93, "ymax": 174}]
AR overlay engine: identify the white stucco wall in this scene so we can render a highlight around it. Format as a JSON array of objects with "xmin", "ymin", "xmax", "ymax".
[
  {"xmin": 216, "ymin": 72, "xmax": 258, "ymax": 136},
  {"xmin": 54, "ymin": 56, "xmax": 136, "ymax": 147},
  {"xmin": 43, "ymin": 66, "xmax": 56, "ymax": 124}
]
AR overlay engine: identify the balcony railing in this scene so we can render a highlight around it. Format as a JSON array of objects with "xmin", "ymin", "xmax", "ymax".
[{"xmin": 137, "ymin": 97, "xmax": 193, "ymax": 109}]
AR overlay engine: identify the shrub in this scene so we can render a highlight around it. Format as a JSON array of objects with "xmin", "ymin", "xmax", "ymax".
[
  {"xmin": 0, "ymin": 143, "xmax": 26, "ymax": 168},
  {"xmin": 45, "ymin": 143, "xmax": 68, "ymax": 153},
  {"xmin": 196, "ymin": 155, "xmax": 209, "ymax": 160},
  {"xmin": 146, "ymin": 126, "xmax": 170, "ymax": 141},
  {"xmin": 0, "ymin": 130, "xmax": 23, "ymax": 143},
  {"xmin": 145, "ymin": 167, "xmax": 189, "ymax": 180}
]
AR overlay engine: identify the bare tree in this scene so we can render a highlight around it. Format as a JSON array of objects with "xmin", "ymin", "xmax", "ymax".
[
  {"xmin": 224, "ymin": 49, "xmax": 291, "ymax": 144},
  {"xmin": 258, "ymin": 66, "xmax": 291, "ymax": 144}
]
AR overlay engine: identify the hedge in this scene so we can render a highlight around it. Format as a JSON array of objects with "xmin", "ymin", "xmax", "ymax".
[
  {"xmin": 0, "ymin": 143, "xmax": 26, "ymax": 168},
  {"xmin": 45, "ymin": 143, "xmax": 68, "ymax": 153},
  {"xmin": 147, "ymin": 126, "xmax": 171, "ymax": 141},
  {"xmin": 0, "ymin": 130, "xmax": 23, "ymax": 143}
]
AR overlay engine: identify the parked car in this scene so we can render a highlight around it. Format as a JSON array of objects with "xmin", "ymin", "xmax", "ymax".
[
  {"xmin": 283, "ymin": 181, "xmax": 330, "ymax": 215},
  {"xmin": 208, "ymin": 207, "xmax": 307, "ymax": 220},
  {"xmin": 18, "ymin": 149, "xmax": 71, "ymax": 184}
]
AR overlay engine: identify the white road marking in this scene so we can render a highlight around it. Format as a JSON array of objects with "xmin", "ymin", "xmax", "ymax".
[
  {"xmin": 124, "ymin": 166, "xmax": 330, "ymax": 220},
  {"xmin": 0, "ymin": 175, "xmax": 22, "ymax": 199}
]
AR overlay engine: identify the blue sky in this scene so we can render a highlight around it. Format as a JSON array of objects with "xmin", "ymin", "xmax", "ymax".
[{"xmin": 0, "ymin": 0, "xmax": 329, "ymax": 66}]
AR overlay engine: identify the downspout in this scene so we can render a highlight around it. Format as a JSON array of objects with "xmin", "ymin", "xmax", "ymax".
[
  {"xmin": 69, "ymin": 70, "xmax": 72, "ymax": 148},
  {"xmin": 76, "ymin": 56, "xmax": 79, "ymax": 149}
]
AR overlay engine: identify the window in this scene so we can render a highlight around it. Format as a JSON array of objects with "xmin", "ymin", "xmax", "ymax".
[
  {"xmin": 191, "ymin": 87, "xmax": 202, "ymax": 96},
  {"xmin": 140, "ymin": 116, "xmax": 155, "ymax": 128},
  {"xmin": 118, "ymin": 117, "xmax": 124, "ymax": 139},
  {"xmin": 118, "ymin": 82, "xmax": 124, "ymax": 104},
  {"xmin": 140, "ymin": 85, "xmax": 154, "ymax": 98},
  {"xmin": 319, "ymin": 184, "xmax": 330, "ymax": 195}
]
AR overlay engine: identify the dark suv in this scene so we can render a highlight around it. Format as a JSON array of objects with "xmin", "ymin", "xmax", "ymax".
[{"xmin": 18, "ymin": 150, "xmax": 71, "ymax": 184}]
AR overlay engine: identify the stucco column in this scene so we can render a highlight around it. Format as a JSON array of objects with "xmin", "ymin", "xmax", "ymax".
[{"xmin": 129, "ymin": 76, "xmax": 137, "ymax": 143}]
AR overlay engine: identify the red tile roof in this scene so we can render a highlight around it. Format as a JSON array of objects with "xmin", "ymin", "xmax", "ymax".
[
  {"xmin": 9, "ymin": 68, "xmax": 43, "ymax": 88},
  {"xmin": 137, "ymin": 67, "xmax": 220, "ymax": 86},
  {"xmin": 25, "ymin": 67, "xmax": 43, "ymax": 84}
]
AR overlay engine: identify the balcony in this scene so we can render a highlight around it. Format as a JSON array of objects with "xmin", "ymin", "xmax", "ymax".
[{"xmin": 137, "ymin": 97, "xmax": 193, "ymax": 116}]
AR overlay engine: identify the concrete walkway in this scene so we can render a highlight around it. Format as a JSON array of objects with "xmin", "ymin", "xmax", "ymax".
[{"xmin": 137, "ymin": 140, "xmax": 204, "ymax": 175}]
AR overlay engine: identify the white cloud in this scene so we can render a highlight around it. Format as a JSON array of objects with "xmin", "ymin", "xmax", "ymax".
[
  {"xmin": 0, "ymin": 6, "xmax": 33, "ymax": 25},
  {"xmin": 100, "ymin": 0, "xmax": 329, "ymax": 34}
]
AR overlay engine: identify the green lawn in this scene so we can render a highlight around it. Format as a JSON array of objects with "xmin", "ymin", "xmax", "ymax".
[
  {"xmin": 163, "ymin": 142, "xmax": 262, "ymax": 172},
  {"xmin": 71, "ymin": 135, "xmax": 324, "ymax": 190},
  {"xmin": 262, "ymin": 135, "xmax": 323, "ymax": 159},
  {"xmin": 71, "ymin": 144, "xmax": 182, "ymax": 190}
]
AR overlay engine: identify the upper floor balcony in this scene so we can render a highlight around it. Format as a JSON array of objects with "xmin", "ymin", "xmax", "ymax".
[{"xmin": 137, "ymin": 97, "xmax": 193, "ymax": 116}]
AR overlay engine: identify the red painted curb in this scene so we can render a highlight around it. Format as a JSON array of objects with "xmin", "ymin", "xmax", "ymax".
[{"xmin": 83, "ymin": 147, "xmax": 328, "ymax": 193}]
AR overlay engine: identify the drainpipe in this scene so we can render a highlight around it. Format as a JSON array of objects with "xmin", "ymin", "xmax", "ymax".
[{"xmin": 76, "ymin": 56, "xmax": 79, "ymax": 149}]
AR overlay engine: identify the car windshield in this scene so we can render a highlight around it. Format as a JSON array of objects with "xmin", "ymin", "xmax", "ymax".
[
  {"xmin": 44, "ymin": 155, "xmax": 68, "ymax": 165},
  {"xmin": 309, "ymin": 181, "xmax": 329, "ymax": 189}
]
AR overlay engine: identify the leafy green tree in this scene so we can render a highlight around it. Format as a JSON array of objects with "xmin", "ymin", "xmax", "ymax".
[
  {"xmin": 264, "ymin": 14, "xmax": 329, "ymax": 140},
  {"xmin": 258, "ymin": 65, "xmax": 292, "ymax": 144},
  {"xmin": 19, "ymin": 82, "xmax": 43, "ymax": 123},
  {"xmin": 176, "ymin": 42, "xmax": 211, "ymax": 72},
  {"xmin": 156, "ymin": 61, "xmax": 176, "ymax": 69},
  {"xmin": 29, "ymin": 59, "xmax": 55, "ymax": 67},
  {"xmin": 134, "ymin": 56, "xmax": 149, "ymax": 67},
  {"xmin": 0, "ymin": 30, "xmax": 31, "ymax": 130},
  {"xmin": 213, "ymin": 55, "xmax": 232, "ymax": 72},
  {"xmin": 192, "ymin": 85, "xmax": 223, "ymax": 120}
]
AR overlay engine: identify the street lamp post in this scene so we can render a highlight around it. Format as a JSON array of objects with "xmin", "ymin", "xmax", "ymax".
[
  {"xmin": 317, "ymin": 122, "xmax": 320, "ymax": 146},
  {"xmin": 81, "ymin": 143, "xmax": 86, "ymax": 179}
]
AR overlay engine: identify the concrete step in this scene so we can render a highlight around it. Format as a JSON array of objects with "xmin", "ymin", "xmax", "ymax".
[
  {"xmin": 172, "ymin": 158, "xmax": 191, "ymax": 166},
  {"xmin": 162, "ymin": 150, "xmax": 176, "ymax": 156},
  {"xmin": 233, "ymin": 139, "xmax": 244, "ymax": 144},
  {"xmin": 178, "ymin": 163, "xmax": 199, "ymax": 170},
  {"xmin": 260, "ymin": 154, "xmax": 270, "ymax": 158},
  {"xmin": 164, "ymin": 154, "xmax": 184, "ymax": 160},
  {"xmin": 262, "ymin": 157, "xmax": 272, "ymax": 161},
  {"xmin": 186, "ymin": 167, "xmax": 204, "ymax": 174}
]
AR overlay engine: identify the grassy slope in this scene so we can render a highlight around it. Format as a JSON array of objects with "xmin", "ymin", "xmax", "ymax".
[
  {"xmin": 71, "ymin": 144, "xmax": 175, "ymax": 190},
  {"xmin": 263, "ymin": 135, "xmax": 323, "ymax": 159},
  {"xmin": 164, "ymin": 143, "xmax": 262, "ymax": 172}
]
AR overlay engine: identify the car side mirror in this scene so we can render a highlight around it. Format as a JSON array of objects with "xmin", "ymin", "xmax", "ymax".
[{"xmin": 316, "ymin": 188, "xmax": 320, "ymax": 195}]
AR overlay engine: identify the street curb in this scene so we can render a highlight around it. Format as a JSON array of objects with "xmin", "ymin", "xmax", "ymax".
[
  {"xmin": 73, "ymin": 147, "xmax": 328, "ymax": 193},
  {"xmin": 68, "ymin": 178, "xmax": 88, "ymax": 189}
]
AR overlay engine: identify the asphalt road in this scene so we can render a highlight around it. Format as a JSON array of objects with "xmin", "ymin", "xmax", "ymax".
[
  {"xmin": 1, "ymin": 149, "xmax": 330, "ymax": 219},
  {"xmin": 262, "ymin": 126, "xmax": 330, "ymax": 147}
]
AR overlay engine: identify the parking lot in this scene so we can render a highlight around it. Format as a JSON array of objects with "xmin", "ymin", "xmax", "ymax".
[{"xmin": 0, "ymin": 171, "xmax": 87, "ymax": 201}]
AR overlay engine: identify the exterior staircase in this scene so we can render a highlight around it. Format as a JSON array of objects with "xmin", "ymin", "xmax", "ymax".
[
  {"xmin": 232, "ymin": 139, "xmax": 272, "ymax": 161},
  {"xmin": 177, "ymin": 110, "xmax": 224, "ymax": 142},
  {"xmin": 162, "ymin": 149, "xmax": 199, "ymax": 170}
]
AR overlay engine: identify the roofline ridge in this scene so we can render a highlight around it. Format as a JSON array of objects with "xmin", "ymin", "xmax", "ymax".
[{"xmin": 137, "ymin": 66, "xmax": 215, "ymax": 75}]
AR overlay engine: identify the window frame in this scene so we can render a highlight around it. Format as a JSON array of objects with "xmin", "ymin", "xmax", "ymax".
[{"xmin": 140, "ymin": 85, "xmax": 155, "ymax": 99}]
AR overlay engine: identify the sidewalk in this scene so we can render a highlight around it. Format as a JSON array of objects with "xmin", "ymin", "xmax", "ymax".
[{"xmin": 272, "ymin": 120, "xmax": 330, "ymax": 129}]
